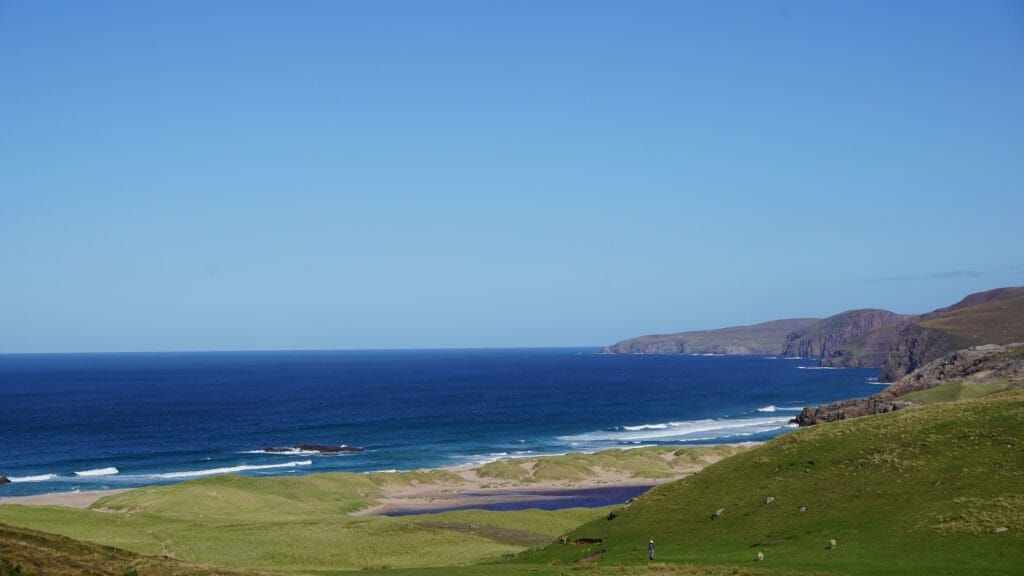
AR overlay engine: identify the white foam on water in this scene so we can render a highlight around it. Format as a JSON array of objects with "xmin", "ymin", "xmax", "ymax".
[
  {"xmin": 146, "ymin": 460, "xmax": 313, "ymax": 480},
  {"xmin": 8, "ymin": 474, "xmax": 59, "ymax": 483},
  {"xmin": 242, "ymin": 449, "xmax": 321, "ymax": 455},
  {"xmin": 74, "ymin": 467, "xmax": 119, "ymax": 477},
  {"xmin": 757, "ymin": 405, "xmax": 803, "ymax": 413},
  {"xmin": 559, "ymin": 415, "xmax": 793, "ymax": 444}
]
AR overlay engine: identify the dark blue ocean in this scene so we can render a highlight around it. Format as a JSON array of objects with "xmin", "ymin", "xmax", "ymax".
[{"xmin": 0, "ymin": 349, "xmax": 883, "ymax": 497}]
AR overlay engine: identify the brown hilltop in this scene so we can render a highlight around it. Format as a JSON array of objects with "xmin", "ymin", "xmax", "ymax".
[{"xmin": 880, "ymin": 286, "xmax": 1024, "ymax": 381}]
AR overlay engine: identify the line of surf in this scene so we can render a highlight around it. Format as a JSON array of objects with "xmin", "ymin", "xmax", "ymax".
[
  {"xmin": 559, "ymin": 415, "xmax": 794, "ymax": 444},
  {"xmin": 143, "ymin": 460, "xmax": 313, "ymax": 480}
]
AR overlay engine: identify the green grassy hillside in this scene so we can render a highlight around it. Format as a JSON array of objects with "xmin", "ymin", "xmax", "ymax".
[
  {"xmin": 522, "ymin": 388, "xmax": 1024, "ymax": 575},
  {"xmin": 0, "ymin": 522, "xmax": 258, "ymax": 576}
]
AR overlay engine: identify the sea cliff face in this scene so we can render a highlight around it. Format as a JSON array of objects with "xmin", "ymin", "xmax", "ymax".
[
  {"xmin": 794, "ymin": 342, "xmax": 1024, "ymax": 426},
  {"xmin": 601, "ymin": 318, "xmax": 819, "ymax": 355},
  {"xmin": 779, "ymin": 309, "xmax": 915, "ymax": 368},
  {"xmin": 880, "ymin": 286, "xmax": 1024, "ymax": 381}
]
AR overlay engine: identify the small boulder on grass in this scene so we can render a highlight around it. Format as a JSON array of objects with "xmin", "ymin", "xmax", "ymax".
[
  {"xmin": 755, "ymin": 551, "xmax": 764, "ymax": 561},
  {"xmin": 827, "ymin": 539, "xmax": 837, "ymax": 549},
  {"xmin": 712, "ymin": 507, "xmax": 725, "ymax": 519}
]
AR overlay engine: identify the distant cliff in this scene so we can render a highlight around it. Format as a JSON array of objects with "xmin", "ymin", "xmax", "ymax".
[
  {"xmin": 794, "ymin": 342, "xmax": 1024, "ymax": 425},
  {"xmin": 601, "ymin": 318, "xmax": 819, "ymax": 355},
  {"xmin": 779, "ymin": 309, "xmax": 916, "ymax": 368},
  {"xmin": 880, "ymin": 286, "xmax": 1024, "ymax": 381}
]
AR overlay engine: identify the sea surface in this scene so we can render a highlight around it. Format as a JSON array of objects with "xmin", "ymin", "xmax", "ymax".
[{"xmin": 0, "ymin": 349, "xmax": 883, "ymax": 497}]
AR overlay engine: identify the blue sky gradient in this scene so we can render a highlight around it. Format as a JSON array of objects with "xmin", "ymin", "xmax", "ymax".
[{"xmin": 2, "ymin": 1, "xmax": 1022, "ymax": 352}]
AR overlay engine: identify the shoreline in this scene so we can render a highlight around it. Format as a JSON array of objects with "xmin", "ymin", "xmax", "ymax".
[
  {"xmin": 0, "ymin": 444, "xmax": 758, "ymax": 514},
  {"xmin": 0, "ymin": 489, "xmax": 130, "ymax": 509}
]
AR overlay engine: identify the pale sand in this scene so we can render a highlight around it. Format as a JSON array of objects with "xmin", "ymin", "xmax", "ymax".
[
  {"xmin": 351, "ymin": 447, "xmax": 746, "ymax": 516},
  {"xmin": 0, "ymin": 444, "xmax": 753, "ymax": 514},
  {"xmin": 0, "ymin": 489, "xmax": 129, "ymax": 509}
]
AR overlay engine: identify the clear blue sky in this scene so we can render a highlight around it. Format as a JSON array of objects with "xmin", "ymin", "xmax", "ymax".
[{"xmin": 2, "ymin": 1, "xmax": 1022, "ymax": 353}]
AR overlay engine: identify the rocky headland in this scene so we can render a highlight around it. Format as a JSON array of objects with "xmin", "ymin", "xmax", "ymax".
[
  {"xmin": 794, "ymin": 342, "xmax": 1024, "ymax": 425},
  {"xmin": 779, "ymin": 309, "xmax": 916, "ymax": 368},
  {"xmin": 601, "ymin": 318, "xmax": 819, "ymax": 355},
  {"xmin": 603, "ymin": 286, "xmax": 1024, "ymax": 373}
]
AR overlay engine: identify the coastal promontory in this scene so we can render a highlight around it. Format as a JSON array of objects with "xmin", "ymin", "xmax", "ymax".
[
  {"xmin": 601, "ymin": 318, "xmax": 819, "ymax": 355},
  {"xmin": 780, "ymin": 309, "xmax": 916, "ymax": 368},
  {"xmin": 794, "ymin": 342, "xmax": 1024, "ymax": 425}
]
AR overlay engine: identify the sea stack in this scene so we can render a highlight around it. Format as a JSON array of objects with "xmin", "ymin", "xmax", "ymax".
[{"xmin": 0, "ymin": 475, "xmax": 10, "ymax": 485}]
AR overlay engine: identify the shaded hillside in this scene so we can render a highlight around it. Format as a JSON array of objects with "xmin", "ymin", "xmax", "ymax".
[
  {"xmin": 0, "ymin": 522, "xmax": 255, "ymax": 576},
  {"xmin": 881, "ymin": 287, "xmax": 1024, "ymax": 381},
  {"xmin": 794, "ymin": 342, "xmax": 1024, "ymax": 425},
  {"xmin": 526, "ymin": 387, "xmax": 1024, "ymax": 575},
  {"xmin": 602, "ymin": 318, "xmax": 819, "ymax": 355},
  {"xmin": 779, "ymin": 309, "xmax": 915, "ymax": 367}
]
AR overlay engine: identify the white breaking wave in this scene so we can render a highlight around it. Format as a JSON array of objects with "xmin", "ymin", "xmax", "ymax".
[
  {"xmin": 757, "ymin": 405, "xmax": 804, "ymax": 413},
  {"xmin": 147, "ymin": 460, "xmax": 313, "ymax": 480},
  {"xmin": 622, "ymin": 423, "xmax": 670, "ymax": 431},
  {"xmin": 242, "ymin": 449, "xmax": 321, "ymax": 456},
  {"xmin": 559, "ymin": 415, "xmax": 794, "ymax": 444},
  {"xmin": 74, "ymin": 467, "xmax": 119, "ymax": 477},
  {"xmin": 8, "ymin": 474, "xmax": 58, "ymax": 483},
  {"xmin": 796, "ymin": 366, "xmax": 844, "ymax": 370}
]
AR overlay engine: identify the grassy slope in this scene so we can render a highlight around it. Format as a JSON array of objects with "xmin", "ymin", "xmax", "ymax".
[
  {"xmin": 516, "ymin": 388, "xmax": 1024, "ymax": 575},
  {"xmin": 918, "ymin": 291, "xmax": 1024, "ymax": 346},
  {"xmin": 477, "ymin": 446, "xmax": 744, "ymax": 482},
  {"xmin": 899, "ymin": 380, "xmax": 1011, "ymax": 404},
  {"xmin": 0, "ymin": 522, "xmax": 260, "ymax": 576}
]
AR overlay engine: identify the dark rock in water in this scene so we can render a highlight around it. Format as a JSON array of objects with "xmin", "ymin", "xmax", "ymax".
[
  {"xmin": 0, "ymin": 476, "xmax": 10, "ymax": 485},
  {"xmin": 262, "ymin": 444, "xmax": 364, "ymax": 454}
]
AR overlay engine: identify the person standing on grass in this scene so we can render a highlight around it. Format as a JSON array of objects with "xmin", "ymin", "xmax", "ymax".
[{"xmin": 648, "ymin": 539, "xmax": 655, "ymax": 560}]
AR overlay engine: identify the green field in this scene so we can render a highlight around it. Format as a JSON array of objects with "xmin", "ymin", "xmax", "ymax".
[{"xmin": 0, "ymin": 474, "xmax": 609, "ymax": 573}]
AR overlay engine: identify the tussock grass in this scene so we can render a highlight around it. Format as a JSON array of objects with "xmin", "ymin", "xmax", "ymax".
[
  {"xmin": 900, "ymin": 380, "xmax": 1010, "ymax": 404},
  {"xmin": 475, "ymin": 446, "xmax": 746, "ymax": 483},
  {"xmin": 476, "ymin": 460, "xmax": 533, "ymax": 482}
]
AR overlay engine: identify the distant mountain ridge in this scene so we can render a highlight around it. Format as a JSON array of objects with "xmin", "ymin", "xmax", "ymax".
[
  {"xmin": 603, "ymin": 286, "xmax": 1024, "ymax": 372},
  {"xmin": 601, "ymin": 318, "xmax": 819, "ymax": 355}
]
